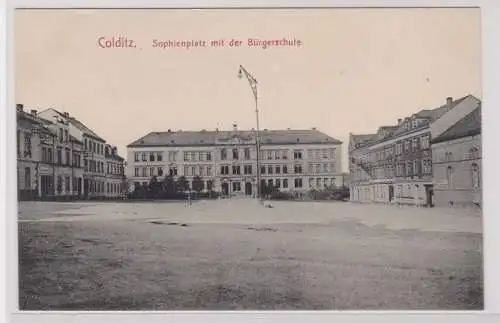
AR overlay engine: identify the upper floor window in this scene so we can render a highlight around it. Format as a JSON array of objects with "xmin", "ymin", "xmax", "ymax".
[
  {"xmin": 421, "ymin": 135, "xmax": 430, "ymax": 149},
  {"xmin": 445, "ymin": 152, "xmax": 452, "ymax": 162},
  {"xmin": 232, "ymin": 148, "xmax": 239, "ymax": 160},
  {"xmin": 134, "ymin": 153, "xmax": 140, "ymax": 162},
  {"xmin": 472, "ymin": 163, "xmax": 480, "ymax": 189},
  {"xmin": 294, "ymin": 150, "xmax": 303, "ymax": 160},
  {"xmin": 23, "ymin": 133, "xmax": 32, "ymax": 158},
  {"xmin": 206, "ymin": 152, "xmax": 212, "ymax": 161},
  {"xmin": 150, "ymin": 152, "xmax": 155, "ymax": 162},
  {"xmin": 446, "ymin": 166, "xmax": 453, "ymax": 187},
  {"xmin": 221, "ymin": 149, "xmax": 227, "ymax": 160},
  {"xmin": 157, "ymin": 152, "xmax": 163, "ymax": 161},
  {"xmin": 244, "ymin": 148, "xmax": 251, "ymax": 160}
]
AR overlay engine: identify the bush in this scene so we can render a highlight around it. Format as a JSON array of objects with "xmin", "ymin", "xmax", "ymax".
[
  {"xmin": 270, "ymin": 191, "xmax": 295, "ymax": 200},
  {"xmin": 196, "ymin": 191, "xmax": 220, "ymax": 199}
]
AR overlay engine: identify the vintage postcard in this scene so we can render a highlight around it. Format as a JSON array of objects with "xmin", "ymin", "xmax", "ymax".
[{"xmin": 13, "ymin": 7, "xmax": 483, "ymax": 311}]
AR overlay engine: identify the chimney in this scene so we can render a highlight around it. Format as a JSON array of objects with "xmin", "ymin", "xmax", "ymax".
[
  {"xmin": 30, "ymin": 109, "xmax": 37, "ymax": 116},
  {"xmin": 16, "ymin": 104, "xmax": 23, "ymax": 111},
  {"xmin": 397, "ymin": 118, "xmax": 402, "ymax": 125},
  {"xmin": 167, "ymin": 129, "xmax": 172, "ymax": 133},
  {"xmin": 232, "ymin": 123, "xmax": 238, "ymax": 132},
  {"xmin": 446, "ymin": 97, "xmax": 453, "ymax": 105}
]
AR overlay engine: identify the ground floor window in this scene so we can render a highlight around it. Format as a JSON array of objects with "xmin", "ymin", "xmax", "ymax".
[
  {"xmin": 232, "ymin": 181, "xmax": 241, "ymax": 192},
  {"xmin": 294, "ymin": 178, "xmax": 303, "ymax": 188},
  {"xmin": 24, "ymin": 167, "xmax": 31, "ymax": 190},
  {"xmin": 283, "ymin": 179, "xmax": 288, "ymax": 188}
]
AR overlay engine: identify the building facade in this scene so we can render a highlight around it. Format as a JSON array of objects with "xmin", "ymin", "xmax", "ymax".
[
  {"xmin": 349, "ymin": 95, "xmax": 479, "ymax": 206},
  {"xmin": 431, "ymin": 106, "xmax": 481, "ymax": 208},
  {"xmin": 126, "ymin": 125, "xmax": 343, "ymax": 196},
  {"xmin": 17, "ymin": 105, "xmax": 85, "ymax": 200},
  {"xmin": 36, "ymin": 108, "xmax": 126, "ymax": 199},
  {"xmin": 17, "ymin": 105, "xmax": 125, "ymax": 200}
]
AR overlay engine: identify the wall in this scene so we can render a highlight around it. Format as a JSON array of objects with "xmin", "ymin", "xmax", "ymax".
[{"xmin": 432, "ymin": 134, "xmax": 481, "ymax": 207}]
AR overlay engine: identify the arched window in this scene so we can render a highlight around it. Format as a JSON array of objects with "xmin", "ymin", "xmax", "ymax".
[
  {"xmin": 232, "ymin": 148, "xmax": 239, "ymax": 160},
  {"xmin": 472, "ymin": 163, "xmax": 480, "ymax": 189},
  {"xmin": 446, "ymin": 166, "xmax": 453, "ymax": 187}
]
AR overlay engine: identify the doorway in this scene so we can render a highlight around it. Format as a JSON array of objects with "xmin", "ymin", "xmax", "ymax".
[
  {"xmin": 425, "ymin": 185, "xmax": 434, "ymax": 207},
  {"xmin": 222, "ymin": 182, "xmax": 229, "ymax": 195},
  {"xmin": 388, "ymin": 185, "xmax": 394, "ymax": 202},
  {"xmin": 245, "ymin": 182, "xmax": 252, "ymax": 196}
]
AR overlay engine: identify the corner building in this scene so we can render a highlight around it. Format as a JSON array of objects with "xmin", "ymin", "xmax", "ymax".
[
  {"xmin": 348, "ymin": 95, "xmax": 479, "ymax": 206},
  {"xmin": 126, "ymin": 125, "xmax": 343, "ymax": 196}
]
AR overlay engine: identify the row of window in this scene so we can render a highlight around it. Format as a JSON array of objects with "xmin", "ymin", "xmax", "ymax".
[
  {"xmin": 445, "ymin": 163, "xmax": 480, "ymax": 189},
  {"xmin": 441, "ymin": 148, "xmax": 480, "ymax": 163},
  {"xmin": 85, "ymin": 160, "xmax": 125, "ymax": 175},
  {"xmin": 133, "ymin": 147, "xmax": 325, "ymax": 164},
  {"xmin": 352, "ymin": 159, "xmax": 432, "ymax": 180},
  {"xmin": 134, "ymin": 162, "xmax": 339, "ymax": 178},
  {"xmin": 394, "ymin": 135, "xmax": 431, "ymax": 155},
  {"xmin": 40, "ymin": 147, "xmax": 82, "ymax": 168},
  {"xmin": 306, "ymin": 149, "xmax": 337, "ymax": 161},
  {"xmin": 394, "ymin": 159, "xmax": 432, "ymax": 177},
  {"xmin": 84, "ymin": 138, "xmax": 105, "ymax": 156},
  {"xmin": 355, "ymin": 135, "xmax": 431, "ymax": 164}
]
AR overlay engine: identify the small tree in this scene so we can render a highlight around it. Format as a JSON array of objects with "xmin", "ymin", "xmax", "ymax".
[
  {"xmin": 162, "ymin": 174, "xmax": 175, "ymax": 196},
  {"xmin": 149, "ymin": 176, "xmax": 162, "ymax": 198},
  {"xmin": 175, "ymin": 176, "xmax": 189, "ymax": 193},
  {"xmin": 192, "ymin": 175, "xmax": 204, "ymax": 194}
]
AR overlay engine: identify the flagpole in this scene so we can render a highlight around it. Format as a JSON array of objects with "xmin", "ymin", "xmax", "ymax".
[{"xmin": 238, "ymin": 65, "xmax": 262, "ymax": 203}]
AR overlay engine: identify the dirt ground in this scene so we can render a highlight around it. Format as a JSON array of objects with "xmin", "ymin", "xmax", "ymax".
[{"xmin": 17, "ymin": 199, "xmax": 483, "ymax": 310}]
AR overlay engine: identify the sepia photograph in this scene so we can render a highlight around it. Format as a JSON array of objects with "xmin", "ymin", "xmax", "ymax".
[{"xmin": 14, "ymin": 7, "xmax": 483, "ymax": 311}]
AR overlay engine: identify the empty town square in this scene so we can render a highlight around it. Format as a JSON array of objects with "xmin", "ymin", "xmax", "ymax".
[{"xmin": 18, "ymin": 199, "xmax": 483, "ymax": 310}]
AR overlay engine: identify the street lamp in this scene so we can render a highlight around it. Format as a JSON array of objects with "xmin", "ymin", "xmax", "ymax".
[{"xmin": 238, "ymin": 65, "xmax": 262, "ymax": 203}]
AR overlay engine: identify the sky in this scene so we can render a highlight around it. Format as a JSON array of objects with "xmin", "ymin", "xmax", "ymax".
[{"xmin": 15, "ymin": 8, "xmax": 482, "ymax": 172}]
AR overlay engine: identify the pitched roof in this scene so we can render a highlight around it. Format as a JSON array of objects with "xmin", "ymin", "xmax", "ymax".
[
  {"xmin": 431, "ymin": 106, "xmax": 481, "ymax": 144},
  {"xmin": 349, "ymin": 95, "xmax": 478, "ymax": 149},
  {"xmin": 47, "ymin": 108, "xmax": 105, "ymax": 142},
  {"xmin": 415, "ymin": 95, "xmax": 470, "ymax": 121},
  {"xmin": 350, "ymin": 133, "xmax": 378, "ymax": 147},
  {"xmin": 127, "ymin": 129, "xmax": 342, "ymax": 147}
]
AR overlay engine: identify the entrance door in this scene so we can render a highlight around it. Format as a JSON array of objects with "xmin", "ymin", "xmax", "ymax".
[
  {"xmin": 222, "ymin": 183, "xmax": 229, "ymax": 195},
  {"xmin": 245, "ymin": 182, "xmax": 252, "ymax": 196},
  {"xmin": 77, "ymin": 178, "xmax": 82, "ymax": 197},
  {"xmin": 84, "ymin": 179, "xmax": 89, "ymax": 198},
  {"xmin": 425, "ymin": 185, "xmax": 434, "ymax": 207}
]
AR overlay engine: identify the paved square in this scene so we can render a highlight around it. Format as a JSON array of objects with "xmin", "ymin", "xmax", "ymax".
[{"xmin": 18, "ymin": 200, "xmax": 483, "ymax": 310}]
